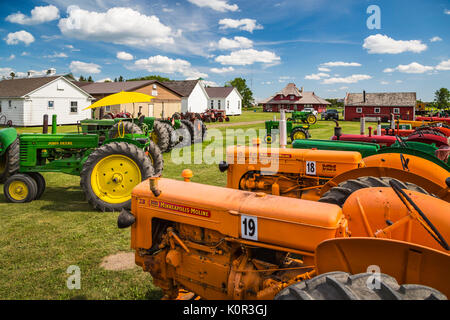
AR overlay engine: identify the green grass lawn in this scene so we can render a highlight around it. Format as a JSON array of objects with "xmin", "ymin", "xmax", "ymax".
[{"xmin": 0, "ymin": 117, "xmax": 373, "ymax": 299}]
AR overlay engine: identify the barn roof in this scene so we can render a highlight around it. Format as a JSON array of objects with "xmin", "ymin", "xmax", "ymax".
[
  {"xmin": 81, "ymin": 80, "xmax": 156, "ymax": 95},
  {"xmin": 205, "ymin": 87, "xmax": 235, "ymax": 98},
  {"xmin": 162, "ymin": 80, "xmax": 199, "ymax": 97},
  {"xmin": 0, "ymin": 76, "xmax": 61, "ymax": 97},
  {"xmin": 277, "ymin": 83, "xmax": 302, "ymax": 97},
  {"xmin": 263, "ymin": 91, "xmax": 330, "ymax": 105},
  {"xmin": 345, "ymin": 92, "xmax": 416, "ymax": 107}
]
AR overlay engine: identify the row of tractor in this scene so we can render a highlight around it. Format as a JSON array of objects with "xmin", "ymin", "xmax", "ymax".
[
  {"xmin": 117, "ymin": 111, "xmax": 450, "ymax": 300},
  {"xmin": 0, "ymin": 113, "xmax": 207, "ymax": 211}
]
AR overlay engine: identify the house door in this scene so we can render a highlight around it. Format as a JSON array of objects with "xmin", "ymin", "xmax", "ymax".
[{"xmin": 148, "ymin": 104, "xmax": 154, "ymax": 117}]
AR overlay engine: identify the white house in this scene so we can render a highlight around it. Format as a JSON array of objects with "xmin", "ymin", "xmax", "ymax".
[
  {"xmin": 205, "ymin": 87, "xmax": 243, "ymax": 116},
  {"xmin": 163, "ymin": 80, "xmax": 209, "ymax": 114},
  {"xmin": 0, "ymin": 76, "xmax": 93, "ymax": 126}
]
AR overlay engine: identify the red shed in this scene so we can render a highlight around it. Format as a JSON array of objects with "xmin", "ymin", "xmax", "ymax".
[
  {"xmin": 262, "ymin": 83, "xmax": 330, "ymax": 113},
  {"xmin": 344, "ymin": 91, "xmax": 416, "ymax": 121}
]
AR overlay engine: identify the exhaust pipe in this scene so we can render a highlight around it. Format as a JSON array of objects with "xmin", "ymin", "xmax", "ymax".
[
  {"xmin": 377, "ymin": 118, "xmax": 381, "ymax": 136},
  {"xmin": 333, "ymin": 120, "xmax": 342, "ymax": 140},
  {"xmin": 280, "ymin": 109, "xmax": 287, "ymax": 148},
  {"xmin": 360, "ymin": 114, "xmax": 365, "ymax": 135},
  {"xmin": 43, "ymin": 114, "xmax": 48, "ymax": 134}
]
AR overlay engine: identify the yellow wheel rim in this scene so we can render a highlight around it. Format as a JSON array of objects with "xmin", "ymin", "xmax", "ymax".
[
  {"xmin": 9, "ymin": 181, "xmax": 29, "ymax": 201},
  {"xmin": 293, "ymin": 131, "xmax": 306, "ymax": 140},
  {"xmin": 90, "ymin": 155, "xmax": 141, "ymax": 204},
  {"xmin": 151, "ymin": 132, "xmax": 159, "ymax": 144},
  {"xmin": 307, "ymin": 115, "xmax": 316, "ymax": 124},
  {"xmin": 265, "ymin": 136, "xmax": 272, "ymax": 143}
]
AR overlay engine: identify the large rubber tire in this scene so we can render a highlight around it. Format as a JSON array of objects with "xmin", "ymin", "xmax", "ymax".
[
  {"xmin": 146, "ymin": 140, "xmax": 164, "ymax": 176},
  {"xmin": 319, "ymin": 176, "xmax": 428, "ymax": 207},
  {"xmin": 290, "ymin": 127, "xmax": 310, "ymax": 141},
  {"xmin": 151, "ymin": 121, "xmax": 170, "ymax": 153},
  {"xmin": 161, "ymin": 122, "xmax": 177, "ymax": 152},
  {"xmin": 201, "ymin": 122, "xmax": 208, "ymax": 141},
  {"xmin": 306, "ymin": 114, "xmax": 317, "ymax": 125},
  {"xmin": 191, "ymin": 120, "xmax": 204, "ymax": 143},
  {"xmin": 0, "ymin": 138, "xmax": 20, "ymax": 184},
  {"xmin": 27, "ymin": 172, "xmax": 46, "ymax": 200},
  {"xmin": 108, "ymin": 121, "xmax": 143, "ymax": 139},
  {"xmin": 80, "ymin": 142, "xmax": 154, "ymax": 212},
  {"xmin": 181, "ymin": 120, "xmax": 196, "ymax": 143},
  {"xmin": 275, "ymin": 271, "xmax": 446, "ymax": 300},
  {"xmin": 4, "ymin": 174, "xmax": 38, "ymax": 203},
  {"xmin": 175, "ymin": 122, "xmax": 192, "ymax": 148}
]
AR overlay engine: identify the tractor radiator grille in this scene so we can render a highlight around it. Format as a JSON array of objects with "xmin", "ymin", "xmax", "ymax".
[{"xmin": 19, "ymin": 141, "xmax": 29, "ymax": 161}]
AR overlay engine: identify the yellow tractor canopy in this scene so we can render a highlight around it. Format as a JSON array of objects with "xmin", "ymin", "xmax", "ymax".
[{"xmin": 83, "ymin": 91, "xmax": 155, "ymax": 110}]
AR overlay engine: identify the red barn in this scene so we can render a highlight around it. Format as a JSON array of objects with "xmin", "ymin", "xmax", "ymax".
[
  {"xmin": 344, "ymin": 91, "xmax": 416, "ymax": 121},
  {"xmin": 262, "ymin": 83, "xmax": 330, "ymax": 113}
]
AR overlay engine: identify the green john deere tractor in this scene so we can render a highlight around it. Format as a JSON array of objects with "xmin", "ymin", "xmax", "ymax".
[
  {"xmin": 287, "ymin": 110, "xmax": 318, "ymax": 125},
  {"xmin": 0, "ymin": 115, "xmax": 159, "ymax": 211},
  {"xmin": 264, "ymin": 120, "xmax": 311, "ymax": 144}
]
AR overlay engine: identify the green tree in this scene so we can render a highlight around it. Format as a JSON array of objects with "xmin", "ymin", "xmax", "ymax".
[
  {"xmin": 225, "ymin": 77, "xmax": 254, "ymax": 108},
  {"xmin": 9, "ymin": 72, "xmax": 15, "ymax": 79},
  {"xmin": 118, "ymin": 75, "xmax": 124, "ymax": 82},
  {"xmin": 128, "ymin": 75, "xmax": 171, "ymax": 82},
  {"xmin": 434, "ymin": 88, "xmax": 450, "ymax": 109},
  {"xmin": 79, "ymin": 75, "xmax": 85, "ymax": 81},
  {"xmin": 87, "ymin": 76, "xmax": 93, "ymax": 82}
]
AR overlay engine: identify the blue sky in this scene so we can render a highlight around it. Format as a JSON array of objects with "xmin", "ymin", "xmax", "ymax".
[{"xmin": 0, "ymin": 0, "xmax": 449, "ymax": 101}]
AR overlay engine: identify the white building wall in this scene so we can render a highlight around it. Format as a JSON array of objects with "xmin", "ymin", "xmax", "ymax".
[
  {"xmin": 225, "ymin": 89, "xmax": 242, "ymax": 116},
  {"xmin": 26, "ymin": 78, "xmax": 92, "ymax": 126},
  {"xmin": 0, "ymin": 99, "xmax": 25, "ymax": 126},
  {"xmin": 187, "ymin": 83, "xmax": 209, "ymax": 113},
  {"xmin": 181, "ymin": 97, "xmax": 189, "ymax": 113}
]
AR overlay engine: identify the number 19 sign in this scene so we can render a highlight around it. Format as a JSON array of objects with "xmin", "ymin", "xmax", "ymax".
[{"xmin": 241, "ymin": 214, "xmax": 258, "ymax": 241}]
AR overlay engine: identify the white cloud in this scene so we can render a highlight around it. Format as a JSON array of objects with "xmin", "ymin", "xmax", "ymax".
[
  {"xmin": 339, "ymin": 86, "xmax": 349, "ymax": 90},
  {"xmin": 383, "ymin": 62, "xmax": 434, "ymax": 74},
  {"xmin": 430, "ymin": 36, "xmax": 442, "ymax": 42},
  {"xmin": 6, "ymin": 54, "xmax": 15, "ymax": 61},
  {"xmin": 380, "ymin": 81, "xmax": 389, "ymax": 85},
  {"xmin": 305, "ymin": 72, "xmax": 330, "ymax": 80},
  {"xmin": 162, "ymin": 8, "xmax": 174, "ymax": 13},
  {"xmin": 278, "ymin": 76, "xmax": 295, "ymax": 83},
  {"xmin": 0, "ymin": 67, "xmax": 14, "ymax": 78},
  {"xmin": 322, "ymin": 74, "xmax": 372, "ymax": 84},
  {"xmin": 321, "ymin": 61, "xmax": 361, "ymax": 67},
  {"xmin": 395, "ymin": 80, "xmax": 403, "ymax": 83},
  {"xmin": 210, "ymin": 66, "xmax": 235, "ymax": 73},
  {"xmin": 215, "ymin": 49, "xmax": 280, "ymax": 66},
  {"xmin": 363, "ymin": 34, "xmax": 427, "ymax": 54},
  {"xmin": 203, "ymin": 80, "xmax": 218, "ymax": 87},
  {"xmin": 188, "ymin": 0, "xmax": 238, "ymax": 12},
  {"xmin": 212, "ymin": 36, "xmax": 253, "ymax": 50},
  {"xmin": 117, "ymin": 51, "xmax": 134, "ymax": 61},
  {"xmin": 261, "ymin": 81, "xmax": 273, "ymax": 85},
  {"xmin": 59, "ymin": 6, "xmax": 176, "ymax": 47},
  {"xmin": 436, "ymin": 59, "xmax": 450, "ymax": 71},
  {"xmin": 134, "ymin": 55, "xmax": 207, "ymax": 79},
  {"xmin": 219, "ymin": 18, "xmax": 263, "ymax": 33},
  {"xmin": 5, "ymin": 30, "xmax": 35, "ymax": 45},
  {"xmin": 70, "ymin": 61, "xmax": 101, "ymax": 74},
  {"xmin": 97, "ymin": 78, "xmax": 112, "ymax": 82},
  {"xmin": 318, "ymin": 67, "xmax": 331, "ymax": 72},
  {"xmin": 45, "ymin": 52, "xmax": 68, "ymax": 58},
  {"xmin": 6, "ymin": 5, "xmax": 59, "ymax": 25},
  {"xmin": 65, "ymin": 44, "xmax": 80, "ymax": 52},
  {"xmin": 445, "ymin": 9, "xmax": 450, "ymax": 15},
  {"xmin": 21, "ymin": 52, "xmax": 29, "ymax": 56}
]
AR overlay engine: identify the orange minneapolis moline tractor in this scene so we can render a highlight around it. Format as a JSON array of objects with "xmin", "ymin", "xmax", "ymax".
[
  {"xmin": 119, "ymin": 162, "xmax": 450, "ymax": 299},
  {"xmin": 220, "ymin": 145, "xmax": 450, "ymax": 202}
]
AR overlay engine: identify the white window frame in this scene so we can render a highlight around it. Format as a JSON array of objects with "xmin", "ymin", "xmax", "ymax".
[
  {"xmin": 48, "ymin": 101, "xmax": 54, "ymax": 109},
  {"xmin": 153, "ymin": 84, "xmax": 157, "ymax": 89},
  {"xmin": 211, "ymin": 100, "xmax": 214, "ymax": 108},
  {"xmin": 152, "ymin": 90, "xmax": 158, "ymax": 96},
  {"xmin": 393, "ymin": 108, "xmax": 400, "ymax": 114},
  {"xmin": 356, "ymin": 107, "xmax": 362, "ymax": 113},
  {"xmin": 218, "ymin": 100, "xmax": 221, "ymax": 109},
  {"xmin": 8, "ymin": 100, "xmax": 12, "ymax": 109},
  {"xmin": 70, "ymin": 101, "xmax": 78, "ymax": 113},
  {"xmin": 105, "ymin": 106, "xmax": 111, "ymax": 112},
  {"xmin": 374, "ymin": 107, "xmax": 380, "ymax": 113}
]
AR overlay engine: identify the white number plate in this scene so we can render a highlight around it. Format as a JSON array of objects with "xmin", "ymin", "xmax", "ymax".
[
  {"xmin": 241, "ymin": 215, "xmax": 258, "ymax": 241},
  {"xmin": 306, "ymin": 161, "xmax": 317, "ymax": 175}
]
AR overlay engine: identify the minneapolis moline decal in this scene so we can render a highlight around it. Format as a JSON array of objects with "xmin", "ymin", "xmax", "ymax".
[{"xmin": 150, "ymin": 200, "xmax": 211, "ymax": 218}]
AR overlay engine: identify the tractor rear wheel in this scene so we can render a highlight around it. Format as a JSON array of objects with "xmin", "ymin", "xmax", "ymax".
[
  {"xmin": 146, "ymin": 140, "xmax": 164, "ymax": 176},
  {"xmin": 319, "ymin": 176, "xmax": 428, "ymax": 207},
  {"xmin": 27, "ymin": 172, "xmax": 46, "ymax": 200},
  {"xmin": 191, "ymin": 120, "xmax": 204, "ymax": 143},
  {"xmin": 80, "ymin": 142, "xmax": 154, "ymax": 212},
  {"xmin": 181, "ymin": 120, "xmax": 196, "ymax": 143},
  {"xmin": 201, "ymin": 122, "xmax": 208, "ymax": 141},
  {"xmin": 0, "ymin": 137, "xmax": 20, "ymax": 183},
  {"xmin": 306, "ymin": 114, "xmax": 317, "ymax": 125},
  {"xmin": 290, "ymin": 127, "xmax": 310, "ymax": 141},
  {"xmin": 175, "ymin": 123, "xmax": 192, "ymax": 148},
  {"xmin": 161, "ymin": 122, "xmax": 177, "ymax": 151},
  {"xmin": 108, "ymin": 121, "xmax": 143, "ymax": 139},
  {"xmin": 409, "ymin": 129, "xmax": 446, "ymax": 138},
  {"xmin": 150, "ymin": 121, "xmax": 170, "ymax": 153},
  {"xmin": 4, "ymin": 174, "xmax": 38, "ymax": 203},
  {"xmin": 275, "ymin": 271, "xmax": 446, "ymax": 300}
]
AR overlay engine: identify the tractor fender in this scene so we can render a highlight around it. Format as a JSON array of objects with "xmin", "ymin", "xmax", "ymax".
[
  {"xmin": 320, "ymin": 154, "xmax": 450, "ymax": 202},
  {"xmin": 0, "ymin": 127, "xmax": 18, "ymax": 155},
  {"xmin": 315, "ymin": 237, "xmax": 450, "ymax": 298}
]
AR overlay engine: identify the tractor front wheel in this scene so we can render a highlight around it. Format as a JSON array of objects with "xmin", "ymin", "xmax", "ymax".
[
  {"xmin": 306, "ymin": 114, "xmax": 317, "ymax": 125},
  {"xmin": 80, "ymin": 142, "xmax": 154, "ymax": 212},
  {"xmin": 4, "ymin": 174, "xmax": 38, "ymax": 203},
  {"xmin": 27, "ymin": 172, "xmax": 46, "ymax": 200}
]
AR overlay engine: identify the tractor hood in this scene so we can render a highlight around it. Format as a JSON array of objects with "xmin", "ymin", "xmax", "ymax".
[{"xmin": 0, "ymin": 127, "xmax": 18, "ymax": 155}]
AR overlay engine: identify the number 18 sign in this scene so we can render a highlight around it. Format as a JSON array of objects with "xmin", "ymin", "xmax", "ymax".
[{"xmin": 241, "ymin": 214, "xmax": 258, "ymax": 241}]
